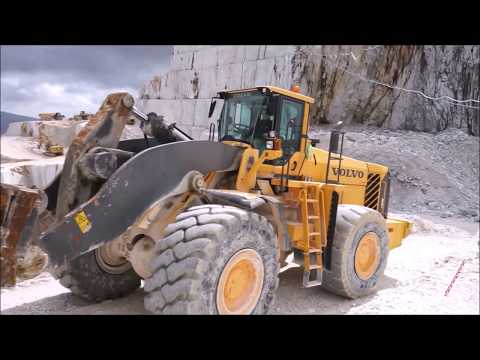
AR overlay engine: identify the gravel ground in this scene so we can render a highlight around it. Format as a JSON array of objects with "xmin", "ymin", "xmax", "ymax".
[
  {"xmin": 1, "ymin": 213, "xmax": 478, "ymax": 315},
  {"xmin": 1, "ymin": 126, "xmax": 478, "ymax": 315}
]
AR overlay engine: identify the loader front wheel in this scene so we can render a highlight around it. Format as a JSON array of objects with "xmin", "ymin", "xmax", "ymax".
[
  {"xmin": 321, "ymin": 205, "xmax": 389, "ymax": 299},
  {"xmin": 144, "ymin": 205, "xmax": 279, "ymax": 314},
  {"xmin": 52, "ymin": 247, "xmax": 141, "ymax": 302}
]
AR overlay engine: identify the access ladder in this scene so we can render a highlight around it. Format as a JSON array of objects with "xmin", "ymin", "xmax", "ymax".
[{"xmin": 298, "ymin": 184, "xmax": 328, "ymax": 287}]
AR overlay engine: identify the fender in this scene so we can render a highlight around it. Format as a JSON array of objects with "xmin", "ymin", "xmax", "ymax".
[{"xmin": 200, "ymin": 188, "xmax": 292, "ymax": 252}]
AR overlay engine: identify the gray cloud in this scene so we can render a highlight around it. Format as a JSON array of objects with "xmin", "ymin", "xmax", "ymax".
[{"xmin": 1, "ymin": 45, "xmax": 172, "ymax": 117}]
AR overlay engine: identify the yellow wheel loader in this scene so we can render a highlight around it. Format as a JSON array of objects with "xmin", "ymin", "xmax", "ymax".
[{"xmin": 0, "ymin": 87, "xmax": 412, "ymax": 314}]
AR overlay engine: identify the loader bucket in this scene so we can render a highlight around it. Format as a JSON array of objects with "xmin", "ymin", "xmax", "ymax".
[
  {"xmin": 38, "ymin": 140, "xmax": 243, "ymax": 269},
  {"xmin": 1, "ymin": 140, "xmax": 243, "ymax": 286}
]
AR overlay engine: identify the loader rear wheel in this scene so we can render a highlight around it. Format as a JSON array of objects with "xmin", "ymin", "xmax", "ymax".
[
  {"xmin": 52, "ymin": 247, "xmax": 141, "ymax": 302},
  {"xmin": 144, "ymin": 205, "xmax": 279, "ymax": 314},
  {"xmin": 321, "ymin": 205, "xmax": 389, "ymax": 299}
]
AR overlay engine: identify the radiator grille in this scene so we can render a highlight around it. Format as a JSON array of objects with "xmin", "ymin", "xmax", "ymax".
[{"xmin": 364, "ymin": 173, "xmax": 381, "ymax": 210}]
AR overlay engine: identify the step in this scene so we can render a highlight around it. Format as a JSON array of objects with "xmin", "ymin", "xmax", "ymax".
[
  {"xmin": 309, "ymin": 232, "xmax": 321, "ymax": 236},
  {"xmin": 307, "ymin": 265, "xmax": 322, "ymax": 270},
  {"xmin": 307, "ymin": 248, "xmax": 322, "ymax": 253},
  {"xmin": 306, "ymin": 199, "xmax": 318, "ymax": 203},
  {"xmin": 302, "ymin": 269, "xmax": 323, "ymax": 288},
  {"xmin": 303, "ymin": 280, "xmax": 323, "ymax": 288},
  {"xmin": 308, "ymin": 216, "xmax": 320, "ymax": 220}
]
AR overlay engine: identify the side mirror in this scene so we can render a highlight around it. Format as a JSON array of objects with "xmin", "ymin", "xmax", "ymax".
[
  {"xmin": 208, "ymin": 100, "xmax": 217, "ymax": 118},
  {"xmin": 329, "ymin": 131, "xmax": 341, "ymax": 154}
]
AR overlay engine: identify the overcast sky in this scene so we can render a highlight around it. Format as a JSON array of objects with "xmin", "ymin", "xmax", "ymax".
[{"xmin": 1, "ymin": 45, "xmax": 173, "ymax": 118}]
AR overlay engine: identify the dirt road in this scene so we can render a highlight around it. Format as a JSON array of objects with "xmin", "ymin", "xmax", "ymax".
[{"xmin": 1, "ymin": 213, "xmax": 478, "ymax": 315}]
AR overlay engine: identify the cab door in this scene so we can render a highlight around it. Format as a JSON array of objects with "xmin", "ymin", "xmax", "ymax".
[{"xmin": 276, "ymin": 96, "xmax": 305, "ymax": 159}]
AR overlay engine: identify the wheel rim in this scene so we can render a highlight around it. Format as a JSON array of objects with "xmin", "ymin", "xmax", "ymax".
[
  {"xmin": 216, "ymin": 249, "xmax": 264, "ymax": 315},
  {"xmin": 354, "ymin": 232, "xmax": 380, "ymax": 280},
  {"xmin": 95, "ymin": 244, "xmax": 131, "ymax": 275}
]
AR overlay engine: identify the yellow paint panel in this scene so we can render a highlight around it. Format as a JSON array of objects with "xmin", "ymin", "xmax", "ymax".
[
  {"xmin": 74, "ymin": 211, "xmax": 92, "ymax": 234},
  {"xmin": 224, "ymin": 86, "xmax": 315, "ymax": 103},
  {"xmin": 339, "ymin": 185, "xmax": 365, "ymax": 206},
  {"xmin": 367, "ymin": 162, "xmax": 389, "ymax": 176},
  {"xmin": 386, "ymin": 217, "xmax": 412, "ymax": 249},
  {"xmin": 235, "ymin": 148, "xmax": 259, "ymax": 192},
  {"xmin": 300, "ymin": 102, "xmax": 309, "ymax": 152},
  {"xmin": 287, "ymin": 222, "xmax": 304, "ymax": 245},
  {"xmin": 264, "ymin": 86, "xmax": 315, "ymax": 103}
]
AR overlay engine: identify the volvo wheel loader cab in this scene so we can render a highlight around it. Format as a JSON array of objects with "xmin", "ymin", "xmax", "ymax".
[{"xmin": 0, "ymin": 86, "xmax": 412, "ymax": 315}]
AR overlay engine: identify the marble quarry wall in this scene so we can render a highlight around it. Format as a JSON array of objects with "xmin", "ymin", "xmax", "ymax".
[{"xmin": 138, "ymin": 45, "xmax": 479, "ymax": 138}]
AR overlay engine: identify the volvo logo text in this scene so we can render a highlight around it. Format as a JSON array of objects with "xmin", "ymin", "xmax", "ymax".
[{"xmin": 332, "ymin": 168, "xmax": 364, "ymax": 178}]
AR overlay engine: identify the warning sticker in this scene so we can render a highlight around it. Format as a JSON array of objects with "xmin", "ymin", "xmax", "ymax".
[{"xmin": 74, "ymin": 211, "xmax": 92, "ymax": 234}]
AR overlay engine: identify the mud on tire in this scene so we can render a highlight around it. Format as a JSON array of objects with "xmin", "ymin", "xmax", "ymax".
[
  {"xmin": 52, "ymin": 249, "xmax": 141, "ymax": 302},
  {"xmin": 321, "ymin": 205, "xmax": 389, "ymax": 299},
  {"xmin": 144, "ymin": 205, "xmax": 279, "ymax": 314}
]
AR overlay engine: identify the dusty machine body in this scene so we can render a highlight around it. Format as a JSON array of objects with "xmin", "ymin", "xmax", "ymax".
[{"xmin": 0, "ymin": 87, "xmax": 411, "ymax": 314}]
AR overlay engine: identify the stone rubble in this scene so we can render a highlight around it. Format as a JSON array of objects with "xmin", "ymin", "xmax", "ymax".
[
  {"xmin": 1, "ymin": 117, "xmax": 144, "ymax": 189},
  {"xmin": 309, "ymin": 125, "xmax": 480, "ymax": 220},
  {"xmin": 38, "ymin": 112, "xmax": 65, "ymax": 121}
]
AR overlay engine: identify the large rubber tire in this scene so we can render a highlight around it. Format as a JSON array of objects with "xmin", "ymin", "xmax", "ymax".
[
  {"xmin": 144, "ymin": 205, "xmax": 279, "ymax": 315},
  {"xmin": 52, "ymin": 249, "xmax": 141, "ymax": 302},
  {"xmin": 321, "ymin": 205, "xmax": 389, "ymax": 299}
]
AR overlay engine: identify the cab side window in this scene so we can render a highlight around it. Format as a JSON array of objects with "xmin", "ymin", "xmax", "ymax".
[
  {"xmin": 234, "ymin": 103, "xmax": 252, "ymax": 127},
  {"xmin": 279, "ymin": 98, "xmax": 304, "ymax": 155}
]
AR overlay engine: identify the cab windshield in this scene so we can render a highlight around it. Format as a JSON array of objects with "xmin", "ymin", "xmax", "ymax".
[{"xmin": 219, "ymin": 91, "xmax": 273, "ymax": 149}]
